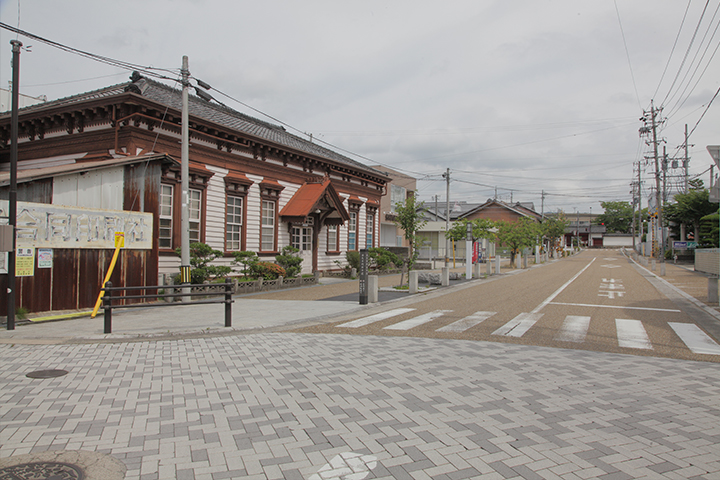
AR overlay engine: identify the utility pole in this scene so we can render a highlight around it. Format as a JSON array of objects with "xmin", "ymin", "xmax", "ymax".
[
  {"xmin": 443, "ymin": 168, "xmax": 450, "ymax": 266},
  {"xmin": 6, "ymin": 40, "xmax": 21, "ymax": 331},
  {"xmin": 684, "ymin": 124, "xmax": 690, "ymax": 194},
  {"xmin": 180, "ymin": 56, "xmax": 191, "ymax": 299},
  {"xmin": 640, "ymin": 101, "xmax": 665, "ymax": 263},
  {"xmin": 541, "ymin": 190, "xmax": 545, "ymax": 220}
]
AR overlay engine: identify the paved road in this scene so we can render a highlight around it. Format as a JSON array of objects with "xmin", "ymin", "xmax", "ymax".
[
  {"xmin": 293, "ymin": 250, "xmax": 720, "ymax": 363},
  {"xmin": 1, "ymin": 251, "xmax": 719, "ymax": 480}
]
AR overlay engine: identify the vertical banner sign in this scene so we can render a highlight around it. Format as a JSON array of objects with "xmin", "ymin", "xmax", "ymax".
[
  {"xmin": 16, "ymin": 247, "xmax": 34, "ymax": 277},
  {"xmin": 359, "ymin": 248, "xmax": 369, "ymax": 305}
]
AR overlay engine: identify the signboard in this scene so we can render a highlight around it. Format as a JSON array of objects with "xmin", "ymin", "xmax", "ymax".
[
  {"xmin": 38, "ymin": 248, "xmax": 53, "ymax": 268},
  {"xmin": 673, "ymin": 241, "xmax": 698, "ymax": 250},
  {"xmin": 0, "ymin": 201, "xmax": 152, "ymax": 250},
  {"xmin": 359, "ymin": 249, "xmax": 368, "ymax": 305},
  {"xmin": 16, "ymin": 247, "xmax": 35, "ymax": 277}
]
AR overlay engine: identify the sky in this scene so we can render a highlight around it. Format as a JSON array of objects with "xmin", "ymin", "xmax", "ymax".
[{"xmin": 0, "ymin": 0, "xmax": 718, "ymax": 215}]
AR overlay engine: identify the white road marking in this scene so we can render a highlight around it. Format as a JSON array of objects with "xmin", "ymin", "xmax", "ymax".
[
  {"xmin": 548, "ymin": 302, "xmax": 680, "ymax": 312},
  {"xmin": 383, "ymin": 310, "xmax": 452, "ymax": 330},
  {"xmin": 616, "ymin": 319, "xmax": 652, "ymax": 350},
  {"xmin": 668, "ymin": 323, "xmax": 720, "ymax": 355},
  {"xmin": 555, "ymin": 315, "xmax": 591, "ymax": 343},
  {"xmin": 601, "ymin": 264, "xmax": 621, "ymax": 268},
  {"xmin": 532, "ymin": 257, "xmax": 596, "ymax": 313},
  {"xmin": 437, "ymin": 311, "xmax": 496, "ymax": 332},
  {"xmin": 337, "ymin": 308, "xmax": 415, "ymax": 328},
  {"xmin": 308, "ymin": 451, "xmax": 378, "ymax": 480},
  {"xmin": 492, "ymin": 313, "xmax": 544, "ymax": 337}
]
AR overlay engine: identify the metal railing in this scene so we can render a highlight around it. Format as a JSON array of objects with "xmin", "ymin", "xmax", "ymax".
[{"xmin": 101, "ymin": 279, "xmax": 234, "ymax": 334}]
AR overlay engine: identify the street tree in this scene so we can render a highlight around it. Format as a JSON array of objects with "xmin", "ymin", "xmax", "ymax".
[
  {"xmin": 394, "ymin": 193, "xmax": 427, "ymax": 283},
  {"xmin": 595, "ymin": 201, "xmax": 633, "ymax": 233},
  {"xmin": 446, "ymin": 218, "xmax": 496, "ymax": 243},
  {"xmin": 495, "ymin": 217, "xmax": 540, "ymax": 266},
  {"xmin": 541, "ymin": 214, "xmax": 569, "ymax": 256}
]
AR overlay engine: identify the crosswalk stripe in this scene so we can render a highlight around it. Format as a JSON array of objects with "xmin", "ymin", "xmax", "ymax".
[
  {"xmin": 492, "ymin": 313, "xmax": 544, "ymax": 337},
  {"xmin": 337, "ymin": 308, "xmax": 415, "ymax": 328},
  {"xmin": 616, "ymin": 319, "xmax": 652, "ymax": 350},
  {"xmin": 383, "ymin": 310, "xmax": 452, "ymax": 331},
  {"xmin": 555, "ymin": 315, "xmax": 591, "ymax": 343},
  {"xmin": 668, "ymin": 322, "xmax": 720, "ymax": 355},
  {"xmin": 437, "ymin": 311, "xmax": 496, "ymax": 332}
]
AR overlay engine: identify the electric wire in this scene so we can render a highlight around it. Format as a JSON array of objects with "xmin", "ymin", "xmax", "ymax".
[
  {"xmin": 664, "ymin": 4, "xmax": 720, "ymax": 117},
  {"xmin": 0, "ymin": 22, "xmax": 179, "ymax": 81},
  {"xmin": 614, "ymin": 0, "xmax": 643, "ymax": 109},
  {"xmin": 654, "ymin": 0, "xmax": 693, "ymax": 100},
  {"xmin": 660, "ymin": 0, "xmax": 711, "ymax": 107}
]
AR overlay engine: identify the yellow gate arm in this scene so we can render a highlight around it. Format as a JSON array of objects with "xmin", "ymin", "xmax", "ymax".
[{"xmin": 91, "ymin": 233, "xmax": 124, "ymax": 318}]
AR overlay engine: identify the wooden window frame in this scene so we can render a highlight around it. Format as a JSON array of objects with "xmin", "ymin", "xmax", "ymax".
[
  {"xmin": 326, "ymin": 224, "xmax": 339, "ymax": 253},
  {"xmin": 259, "ymin": 179, "xmax": 284, "ymax": 255},
  {"xmin": 224, "ymin": 175, "xmax": 252, "ymax": 252}
]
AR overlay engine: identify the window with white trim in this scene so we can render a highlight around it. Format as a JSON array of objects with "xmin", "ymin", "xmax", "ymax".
[
  {"xmin": 159, "ymin": 184, "xmax": 173, "ymax": 248},
  {"xmin": 189, "ymin": 188, "xmax": 202, "ymax": 243},
  {"xmin": 327, "ymin": 225, "xmax": 338, "ymax": 252},
  {"xmin": 261, "ymin": 200, "xmax": 276, "ymax": 251},
  {"xmin": 366, "ymin": 212, "xmax": 375, "ymax": 248},
  {"xmin": 292, "ymin": 226, "xmax": 312, "ymax": 251},
  {"xmin": 226, "ymin": 196, "xmax": 243, "ymax": 251},
  {"xmin": 348, "ymin": 211, "xmax": 357, "ymax": 251}
]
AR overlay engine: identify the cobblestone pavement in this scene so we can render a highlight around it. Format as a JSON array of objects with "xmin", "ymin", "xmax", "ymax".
[{"xmin": 2, "ymin": 332, "xmax": 719, "ymax": 480}]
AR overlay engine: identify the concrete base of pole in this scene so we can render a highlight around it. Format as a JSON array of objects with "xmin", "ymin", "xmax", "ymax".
[
  {"xmin": 652, "ymin": 260, "xmax": 656, "ymax": 271},
  {"xmin": 523, "ymin": 256, "xmax": 528, "ymax": 269},
  {"xmin": 660, "ymin": 262, "xmax": 666, "ymax": 277},
  {"xmin": 409, "ymin": 271, "xmax": 418, "ymax": 294},
  {"xmin": 495, "ymin": 255, "xmax": 501, "ymax": 274},
  {"xmin": 369, "ymin": 275, "xmax": 378, "ymax": 303},
  {"xmin": 486, "ymin": 260, "xmax": 492, "ymax": 276},
  {"xmin": 709, "ymin": 276, "xmax": 719, "ymax": 304},
  {"xmin": 441, "ymin": 267, "xmax": 449, "ymax": 287},
  {"xmin": 473, "ymin": 263, "xmax": 481, "ymax": 278}
]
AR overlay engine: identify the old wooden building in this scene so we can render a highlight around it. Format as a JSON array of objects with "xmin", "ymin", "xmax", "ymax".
[{"xmin": 0, "ymin": 73, "xmax": 389, "ymax": 312}]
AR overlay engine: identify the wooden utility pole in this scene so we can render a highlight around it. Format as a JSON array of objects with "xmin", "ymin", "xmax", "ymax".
[{"xmin": 6, "ymin": 40, "xmax": 21, "ymax": 330}]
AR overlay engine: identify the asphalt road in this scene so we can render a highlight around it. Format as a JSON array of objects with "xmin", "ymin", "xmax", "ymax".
[{"xmin": 294, "ymin": 250, "xmax": 720, "ymax": 363}]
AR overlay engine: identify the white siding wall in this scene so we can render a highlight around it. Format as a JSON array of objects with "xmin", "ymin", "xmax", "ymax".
[
  {"xmin": 204, "ymin": 165, "xmax": 228, "ymax": 252},
  {"xmin": 53, "ymin": 167, "xmax": 124, "ymax": 210},
  {"xmin": 245, "ymin": 174, "xmax": 263, "ymax": 253}
]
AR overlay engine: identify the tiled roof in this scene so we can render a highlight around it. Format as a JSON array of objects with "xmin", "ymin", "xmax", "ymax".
[{"xmin": 6, "ymin": 74, "xmax": 387, "ymax": 179}]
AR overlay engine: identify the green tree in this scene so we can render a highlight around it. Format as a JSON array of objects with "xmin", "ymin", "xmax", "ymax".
[
  {"xmin": 393, "ymin": 193, "xmax": 427, "ymax": 269},
  {"xmin": 541, "ymin": 214, "xmax": 569, "ymax": 256},
  {"xmin": 699, "ymin": 211, "xmax": 719, "ymax": 247},
  {"xmin": 275, "ymin": 246, "xmax": 303, "ymax": 278},
  {"xmin": 446, "ymin": 218, "xmax": 496, "ymax": 243},
  {"xmin": 232, "ymin": 251, "xmax": 259, "ymax": 278},
  {"xmin": 175, "ymin": 242, "xmax": 231, "ymax": 283},
  {"xmin": 663, "ymin": 181, "xmax": 717, "ymax": 242},
  {"xmin": 595, "ymin": 201, "xmax": 633, "ymax": 233},
  {"xmin": 495, "ymin": 217, "xmax": 540, "ymax": 266}
]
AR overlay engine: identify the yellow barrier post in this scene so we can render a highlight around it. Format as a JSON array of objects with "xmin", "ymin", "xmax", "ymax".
[{"xmin": 91, "ymin": 232, "xmax": 124, "ymax": 319}]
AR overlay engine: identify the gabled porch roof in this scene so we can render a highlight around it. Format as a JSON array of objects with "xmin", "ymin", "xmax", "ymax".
[{"xmin": 279, "ymin": 178, "xmax": 349, "ymax": 224}]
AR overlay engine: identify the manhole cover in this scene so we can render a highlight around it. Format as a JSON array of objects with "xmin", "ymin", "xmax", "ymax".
[
  {"xmin": 25, "ymin": 369, "xmax": 68, "ymax": 379},
  {"xmin": 0, "ymin": 461, "xmax": 84, "ymax": 479}
]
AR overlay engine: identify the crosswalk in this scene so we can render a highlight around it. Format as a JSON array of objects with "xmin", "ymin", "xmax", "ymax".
[{"xmin": 336, "ymin": 308, "xmax": 720, "ymax": 356}]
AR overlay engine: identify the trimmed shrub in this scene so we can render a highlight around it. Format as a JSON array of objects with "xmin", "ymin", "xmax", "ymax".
[{"xmin": 252, "ymin": 262, "xmax": 286, "ymax": 280}]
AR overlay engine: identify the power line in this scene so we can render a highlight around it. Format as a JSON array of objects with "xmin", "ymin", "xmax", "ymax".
[
  {"xmin": 0, "ymin": 22, "xmax": 178, "ymax": 81},
  {"xmin": 654, "ymin": 0, "xmax": 693, "ymax": 100},
  {"xmin": 660, "ymin": 0, "xmax": 711, "ymax": 107},
  {"xmin": 614, "ymin": 0, "xmax": 642, "ymax": 109}
]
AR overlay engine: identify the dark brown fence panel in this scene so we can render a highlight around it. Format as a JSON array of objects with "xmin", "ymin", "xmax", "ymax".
[
  {"xmin": 124, "ymin": 251, "xmax": 146, "ymax": 305},
  {"xmin": 52, "ymin": 250, "xmax": 79, "ymax": 310},
  {"xmin": 78, "ymin": 249, "xmax": 102, "ymax": 310},
  {"xmin": 20, "ymin": 266, "xmax": 51, "ymax": 313}
]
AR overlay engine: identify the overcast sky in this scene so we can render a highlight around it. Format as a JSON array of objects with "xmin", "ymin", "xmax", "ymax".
[{"xmin": 1, "ymin": 0, "xmax": 718, "ymax": 214}]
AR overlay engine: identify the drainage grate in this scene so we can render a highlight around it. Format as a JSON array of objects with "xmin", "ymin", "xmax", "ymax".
[
  {"xmin": 0, "ymin": 461, "xmax": 84, "ymax": 479},
  {"xmin": 25, "ymin": 369, "xmax": 68, "ymax": 379}
]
